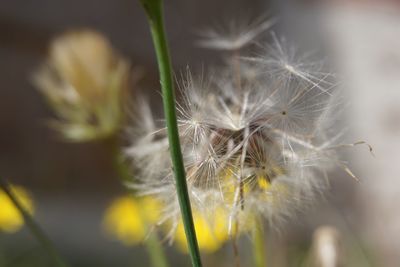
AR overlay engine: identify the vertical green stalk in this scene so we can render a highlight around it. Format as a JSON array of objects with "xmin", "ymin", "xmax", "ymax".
[
  {"xmin": 110, "ymin": 137, "xmax": 170, "ymax": 267},
  {"xmin": 0, "ymin": 178, "xmax": 68, "ymax": 267},
  {"xmin": 137, "ymin": 1, "xmax": 202, "ymax": 267},
  {"xmin": 0, "ymin": 238, "xmax": 5, "ymax": 266},
  {"xmin": 143, "ymin": 230, "xmax": 169, "ymax": 267},
  {"xmin": 253, "ymin": 220, "xmax": 266, "ymax": 267}
]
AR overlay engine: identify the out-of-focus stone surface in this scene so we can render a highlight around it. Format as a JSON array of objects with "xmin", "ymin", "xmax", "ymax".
[{"xmin": 324, "ymin": 4, "xmax": 400, "ymax": 266}]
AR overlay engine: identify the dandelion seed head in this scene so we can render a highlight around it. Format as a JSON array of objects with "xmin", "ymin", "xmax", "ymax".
[{"xmin": 126, "ymin": 17, "xmax": 355, "ymax": 242}]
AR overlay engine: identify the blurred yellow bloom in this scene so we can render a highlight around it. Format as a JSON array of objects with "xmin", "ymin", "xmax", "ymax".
[
  {"xmin": 0, "ymin": 185, "xmax": 34, "ymax": 233},
  {"xmin": 102, "ymin": 195, "xmax": 161, "ymax": 246},
  {"xmin": 174, "ymin": 209, "xmax": 229, "ymax": 253},
  {"xmin": 103, "ymin": 195, "xmax": 231, "ymax": 253},
  {"xmin": 34, "ymin": 30, "xmax": 129, "ymax": 141}
]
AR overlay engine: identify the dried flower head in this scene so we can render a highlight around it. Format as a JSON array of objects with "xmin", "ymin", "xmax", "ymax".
[
  {"xmin": 126, "ymin": 18, "xmax": 358, "ymax": 243},
  {"xmin": 34, "ymin": 30, "xmax": 129, "ymax": 141}
]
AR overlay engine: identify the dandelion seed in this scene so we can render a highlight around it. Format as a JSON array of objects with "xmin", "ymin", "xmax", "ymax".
[
  {"xmin": 197, "ymin": 16, "xmax": 276, "ymax": 51},
  {"xmin": 243, "ymin": 33, "xmax": 336, "ymax": 93}
]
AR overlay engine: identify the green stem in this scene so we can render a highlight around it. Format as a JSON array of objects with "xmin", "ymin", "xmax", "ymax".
[
  {"xmin": 110, "ymin": 137, "xmax": 132, "ymax": 183},
  {"xmin": 0, "ymin": 237, "xmax": 5, "ymax": 266},
  {"xmin": 138, "ymin": 1, "xmax": 202, "ymax": 267},
  {"xmin": 0, "ymin": 178, "xmax": 68, "ymax": 267},
  {"xmin": 143, "ymin": 231, "xmax": 169, "ymax": 267},
  {"xmin": 253, "ymin": 220, "xmax": 266, "ymax": 267},
  {"xmin": 110, "ymin": 137, "xmax": 170, "ymax": 267}
]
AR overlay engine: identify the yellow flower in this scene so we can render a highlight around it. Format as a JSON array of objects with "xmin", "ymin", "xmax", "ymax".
[
  {"xmin": 102, "ymin": 195, "xmax": 162, "ymax": 246},
  {"xmin": 103, "ymin": 195, "xmax": 235, "ymax": 253},
  {"xmin": 34, "ymin": 30, "xmax": 129, "ymax": 141},
  {"xmin": 0, "ymin": 185, "xmax": 34, "ymax": 233},
  {"xmin": 174, "ymin": 208, "xmax": 230, "ymax": 253}
]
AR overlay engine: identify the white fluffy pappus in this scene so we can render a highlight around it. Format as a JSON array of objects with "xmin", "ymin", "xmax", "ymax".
[{"xmin": 125, "ymin": 18, "xmax": 366, "ymax": 240}]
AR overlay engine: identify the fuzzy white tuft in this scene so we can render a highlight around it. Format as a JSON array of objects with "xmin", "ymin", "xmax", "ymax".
[{"xmin": 126, "ymin": 18, "xmax": 354, "ymax": 239}]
